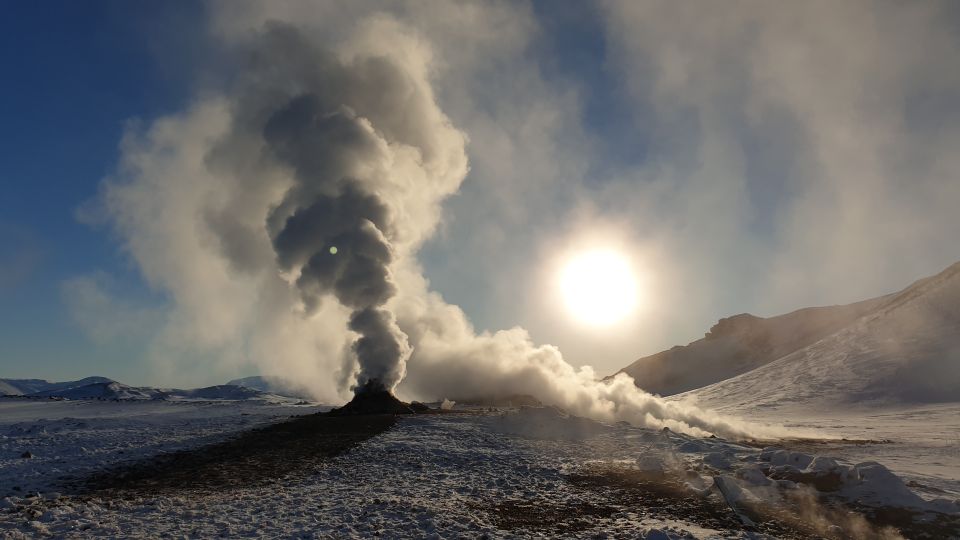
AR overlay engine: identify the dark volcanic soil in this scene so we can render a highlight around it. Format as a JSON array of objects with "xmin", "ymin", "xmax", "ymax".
[
  {"xmin": 73, "ymin": 413, "xmax": 396, "ymax": 496},
  {"xmin": 490, "ymin": 466, "xmax": 820, "ymax": 539},
  {"xmin": 487, "ymin": 464, "xmax": 925, "ymax": 539}
]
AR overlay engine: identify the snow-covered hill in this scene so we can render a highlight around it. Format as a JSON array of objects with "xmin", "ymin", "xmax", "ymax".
[
  {"xmin": 28, "ymin": 381, "xmax": 162, "ymax": 400},
  {"xmin": 689, "ymin": 262, "xmax": 960, "ymax": 412},
  {"xmin": 613, "ymin": 297, "xmax": 885, "ymax": 396},
  {"xmin": 0, "ymin": 380, "xmax": 22, "ymax": 396},
  {"xmin": 0, "ymin": 376, "xmax": 113, "ymax": 396},
  {"xmin": 1, "ymin": 377, "xmax": 302, "ymax": 402},
  {"xmin": 170, "ymin": 384, "xmax": 271, "ymax": 401}
]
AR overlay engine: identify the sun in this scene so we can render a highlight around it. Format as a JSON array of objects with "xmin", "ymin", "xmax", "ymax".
[{"xmin": 559, "ymin": 249, "xmax": 639, "ymax": 327}]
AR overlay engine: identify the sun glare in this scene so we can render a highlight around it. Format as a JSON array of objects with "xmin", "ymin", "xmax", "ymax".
[{"xmin": 559, "ymin": 249, "xmax": 639, "ymax": 327}]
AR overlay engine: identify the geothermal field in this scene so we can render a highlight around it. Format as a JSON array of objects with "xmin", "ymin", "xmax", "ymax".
[
  {"xmin": 2, "ymin": 262, "xmax": 960, "ymax": 538},
  {"xmin": 0, "ymin": 391, "xmax": 958, "ymax": 538}
]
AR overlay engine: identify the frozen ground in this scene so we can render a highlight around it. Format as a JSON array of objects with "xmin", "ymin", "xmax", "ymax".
[
  {"xmin": 0, "ymin": 398, "xmax": 326, "ymax": 497},
  {"xmin": 1, "ymin": 399, "xmax": 958, "ymax": 538},
  {"xmin": 709, "ymin": 402, "xmax": 960, "ymax": 502}
]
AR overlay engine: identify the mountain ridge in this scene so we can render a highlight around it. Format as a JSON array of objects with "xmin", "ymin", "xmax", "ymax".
[
  {"xmin": 0, "ymin": 376, "xmax": 308, "ymax": 402},
  {"xmin": 613, "ymin": 297, "xmax": 886, "ymax": 396},
  {"xmin": 687, "ymin": 261, "xmax": 960, "ymax": 411},
  {"xmin": 616, "ymin": 261, "xmax": 960, "ymax": 403}
]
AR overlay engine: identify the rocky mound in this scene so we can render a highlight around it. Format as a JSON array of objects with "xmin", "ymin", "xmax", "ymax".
[{"xmin": 327, "ymin": 381, "xmax": 417, "ymax": 415}]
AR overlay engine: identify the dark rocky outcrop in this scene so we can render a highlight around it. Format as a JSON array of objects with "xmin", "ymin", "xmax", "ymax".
[{"xmin": 327, "ymin": 380, "xmax": 417, "ymax": 415}]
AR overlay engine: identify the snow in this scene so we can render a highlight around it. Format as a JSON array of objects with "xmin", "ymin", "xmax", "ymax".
[
  {"xmin": 0, "ymin": 382, "xmax": 21, "ymax": 397},
  {"xmin": 2, "ymin": 402, "xmax": 955, "ymax": 538},
  {"xmin": 0, "ymin": 378, "xmax": 113, "ymax": 397},
  {"xmin": 0, "ymin": 398, "xmax": 325, "ymax": 497},
  {"xmin": 0, "ymin": 375, "xmax": 318, "ymax": 403},
  {"xmin": 708, "ymin": 403, "xmax": 960, "ymax": 500},
  {"xmin": 687, "ymin": 262, "xmax": 960, "ymax": 411},
  {"xmin": 662, "ymin": 263, "xmax": 960, "ymax": 507},
  {"xmin": 614, "ymin": 296, "xmax": 885, "ymax": 397}
]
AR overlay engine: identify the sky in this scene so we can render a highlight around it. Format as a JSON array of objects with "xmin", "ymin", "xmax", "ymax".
[{"xmin": 1, "ymin": 1, "xmax": 959, "ymax": 394}]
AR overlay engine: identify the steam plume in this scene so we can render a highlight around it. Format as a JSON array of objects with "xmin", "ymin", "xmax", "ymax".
[
  {"xmin": 92, "ymin": 16, "xmax": 788, "ymax": 438},
  {"xmin": 263, "ymin": 96, "xmax": 409, "ymax": 391},
  {"xmin": 201, "ymin": 22, "xmax": 466, "ymax": 394}
]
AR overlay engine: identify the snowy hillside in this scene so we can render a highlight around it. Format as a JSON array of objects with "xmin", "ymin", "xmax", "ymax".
[
  {"xmin": 0, "ymin": 376, "xmax": 113, "ymax": 396},
  {"xmin": 171, "ymin": 384, "xmax": 270, "ymax": 401},
  {"xmin": 689, "ymin": 262, "xmax": 960, "ymax": 412},
  {"xmin": 613, "ymin": 297, "xmax": 885, "ymax": 396},
  {"xmin": 0, "ymin": 380, "xmax": 22, "ymax": 396},
  {"xmin": 28, "ymin": 381, "xmax": 162, "ymax": 400},
  {"xmin": 0, "ymin": 376, "xmax": 303, "ymax": 402}
]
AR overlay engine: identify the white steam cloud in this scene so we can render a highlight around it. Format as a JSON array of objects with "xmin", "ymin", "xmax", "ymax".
[{"xmin": 89, "ymin": 11, "xmax": 784, "ymax": 438}]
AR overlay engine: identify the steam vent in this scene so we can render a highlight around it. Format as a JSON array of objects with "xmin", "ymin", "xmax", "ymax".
[{"xmin": 328, "ymin": 380, "xmax": 420, "ymax": 415}]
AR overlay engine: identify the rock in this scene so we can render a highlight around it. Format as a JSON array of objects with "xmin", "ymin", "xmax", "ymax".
[
  {"xmin": 328, "ymin": 380, "xmax": 415, "ymax": 415},
  {"xmin": 20, "ymin": 451, "xmax": 33, "ymax": 459},
  {"xmin": 703, "ymin": 452, "xmax": 733, "ymax": 470},
  {"xmin": 409, "ymin": 401, "xmax": 431, "ymax": 413}
]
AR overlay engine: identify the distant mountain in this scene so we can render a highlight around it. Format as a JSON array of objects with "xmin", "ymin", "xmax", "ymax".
[
  {"xmin": 612, "ymin": 298, "xmax": 886, "ymax": 396},
  {"xmin": 29, "ymin": 380, "xmax": 162, "ymax": 400},
  {"xmin": 227, "ymin": 375, "xmax": 315, "ymax": 400},
  {"xmin": 689, "ymin": 261, "xmax": 960, "ymax": 412},
  {"xmin": 0, "ymin": 380, "xmax": 23, "ymax": 396},
  {"xmin": 171, "ymin": 384, "xmax": 268, "ymax": 401},
  {"xmin": 0, "ymin": 376, "xmax": 113, "ymax": 396},
  {"xmin": 1, "ymin": 376, "xmax": 299, "ymax": 402}
]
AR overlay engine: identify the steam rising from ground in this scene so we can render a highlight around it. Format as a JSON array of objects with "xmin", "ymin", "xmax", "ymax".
[{"xmin": 90, "ymin": 15, "xmax": 784, "ymax": 438}]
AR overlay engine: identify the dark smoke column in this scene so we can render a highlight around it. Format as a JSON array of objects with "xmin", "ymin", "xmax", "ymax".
[{"xmin": 265, "ymin": 95, "xmax": 411, "ymax": 394}]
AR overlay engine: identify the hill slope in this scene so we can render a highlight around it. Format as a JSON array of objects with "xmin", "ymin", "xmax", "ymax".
[
  {"xmin": 29, "ymin": 381, "xmax": 163, "ymax": 400},
  {"xmin": 0, "ymin": 376, "xmax": 113, "ymax": 396},
  {"xmin": 2, "ymin": 377, "xmax": 294, "ymax": 402},
  {"xmin": 613, "ymin": 297, "xmax": 886, "ymax": 396},
  {"xmin": 0, "ymin": 380, "xmax": 22, "ymax": 396},
  {"xmin": 689, "ymin": 262, "xmax": 960, "ymax": 412}
]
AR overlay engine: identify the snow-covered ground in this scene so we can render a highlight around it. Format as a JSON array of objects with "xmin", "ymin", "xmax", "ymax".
[
  {"xmin": 0, "ymin": 398, "xmax": 326, "ymax": 498},
  {"xmin": 711, "ymin": 402, "xmax": 960, "ymax": 501},
  {"xmin": 2, "ymin": 400, "xmax": 958, "ymax": 538}
]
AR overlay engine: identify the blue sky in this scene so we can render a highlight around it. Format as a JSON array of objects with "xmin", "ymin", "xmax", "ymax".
[
  {"xmin": 1, "ymin": 1, "xmax": 646, "ymax": 384},
  {"xmin": 1, "ymin": 1, "xmax": 958, "ymax": 390},
  {"xmin": 0, "ymin": 2, "xmax": 202, "ymax": 381}
]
